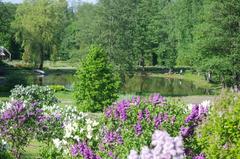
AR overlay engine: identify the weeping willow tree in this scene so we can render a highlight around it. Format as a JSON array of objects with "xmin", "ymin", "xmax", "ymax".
[{"xmin": 12, "ymin": 0, "xmax": 68, "ymax": 69}]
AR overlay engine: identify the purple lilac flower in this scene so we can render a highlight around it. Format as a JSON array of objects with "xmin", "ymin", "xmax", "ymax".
[
  {"xmin": 116, "ymin": 100, "xmax": 130, "ymax": 121},
  {"xmin": 193, "ymin": 153, "xmax": 205, "ymax": 159},
  {"xmin": 71, "ymin": 144, "xmax": 79, "ymax": 157},
  {"xmin": 70, "ymin": 142, "xmax": 101, "ymax": 159},
  {"xmin": 134, "ymin": 122, "xmax": 142, "ymax": 136},
  {"xmin": 116, "ymin": 134, "xmax": 123, "ymax": 144},
  {"xmin": 105, "ymin": 131, "xmax": 115, "ymax": 143},
  {"xmin": 108, "ymin": 151, "xmax": 115, "ymax": 158},
  {"xmin": 98, "ymin": 144, "xmax": 105, "ymax": 151},
  {"xmin": 149, "ymin": 94, "xmax": 165, "ymax": 105},
  {"xmin": 131, "ymin": 96, "xmax": 141, "ymax": 106},
  {"xmin": 144, "ymin": 108, "xmax": 151, "ymax": 122},
  {"xmin": 153, "ymin": 113, "xmax": 163, "ymax": 129},
  {"xmin": 137, "ymin": 110, "xmax": 144, "ymax": 121},
  {"xmin": 171, "ymin": 116, "xmax": 176, "ymax": 125},
  {"xmin": 185, "ymin": 105, "xmax": 199, "ymax": 123},
  {"xmin": 163, "ymin": 113, "xmax": 168, "ymax": 121},
  {"xmin": 104, "ymin": 131, "xmax": 123, "ymax": 145},
  {"xmin": 180, "ymin": 126, "xmax": 194, "ymax": 138},
  {"xmin": 1, "ymin": 110, "xmax": 12, "ymax": 120},
  {"xmin": 105, "ymin": 107, "xmax": 113, "ymax": 118},
  {"xmin": 185, "ymin": 104, "xmax": 208, "ymax": 124}
]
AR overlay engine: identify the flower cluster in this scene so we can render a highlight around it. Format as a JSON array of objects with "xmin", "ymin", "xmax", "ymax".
[
  {"xmin": 128, "ymin": 130, "xmax": 185, "ymax": 159},
  {"xmin": 0, "ymin": 100, "xmax": 48, "ymax": 158},
  {"xmin": 97, "ymin": 94, "xmax": 186, "ymax": 158},
  {"xmin": 10, "ymin": 85, "xmax": 58, "ymax": 106},
  {"xmin": 181, "ymin": 101, "xmax": 210, "ymax": 138},
  {"xmin": 44, "ymin": 104, "xmax": 99, "ymax": 157},
  {"xmin": 71, "ymin": 141, "xmax": 101, "ymax": 159}
]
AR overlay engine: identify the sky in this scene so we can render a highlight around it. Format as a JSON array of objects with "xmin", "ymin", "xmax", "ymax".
[{"xmin": 2, "ymin": 0, "xmax": 97, "ymax": 4}]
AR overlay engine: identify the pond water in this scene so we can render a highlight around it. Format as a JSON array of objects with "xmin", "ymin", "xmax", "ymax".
[{"xmin": 0, "ymin": 70, "xmax": 212, "ymax": 97}]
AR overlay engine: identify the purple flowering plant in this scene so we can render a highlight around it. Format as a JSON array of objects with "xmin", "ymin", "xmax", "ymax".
[
  {"xmin": 0, "ymin": 100, "xmax": 46, "ymax": 159},
  {"xmin": 94, "ymin": 94, "xmax": 187, "ymax": 159}
]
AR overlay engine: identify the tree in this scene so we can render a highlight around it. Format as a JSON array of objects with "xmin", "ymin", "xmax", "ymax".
[
  {"xmin": 74, "ymin": 45, "xmax": 120, "ymax": 112},
  {"xmin": 0, "ymin": 2, "xmax": 21, "ymax": 59},
  {"xmin": 98, "ymin": 0, "xmax": 139, "ymax": 74},
  {"xmin": 191, "ymin": 0, "xmax": 240, "ymax": 87},
  {"xmin": 174, "ymin": 0, "xmax": 204, "ymax": 66},
  {"xmin": 60, "ymin": 2, "xmax": 100, "ymax": 61},
  {"xmin": 12, "ymin": 0, "xmax": 68, "ymax": 69}
]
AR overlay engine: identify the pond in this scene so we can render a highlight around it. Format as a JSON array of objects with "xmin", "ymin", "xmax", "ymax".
[{"xmin": 0, "ymin": 69, "xmax": 213, "ymax": 97}]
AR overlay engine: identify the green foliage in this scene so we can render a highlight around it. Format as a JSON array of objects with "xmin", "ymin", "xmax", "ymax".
[
  {"xmin": 10, "ymin": 85, "xmax": 58, "ymax": 106},
  {"xmin": 98, "ymin": 0, "xmax": 138, "ymax": 73},
  {"xmin": 74, "ymin": 46, "xmax": 120, "ymax": 112},
  {"xmin": 40, "ymin": 144, "xmax": 62, "ymax": 159},
  {"xmin": 197, "ymin": 93, "xmax": 240, "ymax": 158},
  {"xmin": 60, "ymin": 3, "xmax": 100, "ymax": 61},
  {"xmin": 191, "ymin": 0, "xmax": 240, "ymax": 87}
]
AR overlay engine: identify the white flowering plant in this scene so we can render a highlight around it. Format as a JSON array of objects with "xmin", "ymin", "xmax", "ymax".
[{"xmin": 40, "ymin": 104, "xmax": 100, "ymax": 158}]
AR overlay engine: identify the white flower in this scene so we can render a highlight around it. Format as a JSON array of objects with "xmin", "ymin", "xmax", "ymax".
[
  {"xmin": 61, "ymin": 139, "xmax": 68, "ymax": 145},
  {"xmin": 73, "ymin": 135, "xmax": 80, "ymax": 141},
  {"xmin": 92, "ymin": 120, "xmax": 99, "ymax": 127},
  {"xmin": 63, "ymin": 122, "xmax": 78, "ymax": 138},
  {"xmin": 80, "ymin": 128, "xmax": 84, "ymax": 133},
  {"xmin": 87, "ymin": 132, "xmax": 93, "ymax": 139},
  {"xmin": 187, "ymin": 103, "xmax": 194, "ymax": 111},
  {"xmin": 63, "ymin": 149, "xmax": 69, "ymax": 155},
  {"xmin": 86, "ymin": 118, "xmax": 93, "ymax": 125},
  {"xmin": 53, "ymin": 138, "xmax": 62, "ymax": 150},
  {"xmin": 200, "ymin": 100, "xmax": 211, "ymax": 109}
]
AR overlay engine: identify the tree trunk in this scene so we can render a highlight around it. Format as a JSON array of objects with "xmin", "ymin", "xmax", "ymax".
[
  {"xmin": 140, "ymin": 52, "xmax": 145, "ymax": 72},
  {"xmin": 39, "ymin": 46, "xmax": 44, "ymax": 69}
]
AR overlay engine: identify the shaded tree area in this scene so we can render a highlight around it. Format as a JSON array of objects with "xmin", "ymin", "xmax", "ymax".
[{"xmin": 0, "ymin": 2, "xmax": 21, "ymax": 59}]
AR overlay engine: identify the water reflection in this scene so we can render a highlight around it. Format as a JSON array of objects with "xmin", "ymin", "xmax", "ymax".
[{"xmin": 0, "ymin": 71, "xmax": 212, "ymax": 97}]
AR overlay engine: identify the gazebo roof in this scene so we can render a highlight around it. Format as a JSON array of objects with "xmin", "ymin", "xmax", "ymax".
[
  {"xmin": 0, "ymin": 46, "xmax": 11, "ymax": 60},
  {"xmin": 0, "ymin": 52, "xmax": 5, "ymax": 56}
]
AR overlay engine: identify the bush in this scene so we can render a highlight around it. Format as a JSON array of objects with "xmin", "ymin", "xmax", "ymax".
[
  {"xmin": 94, "ymin": 94, "xmax": 187, "ymax": 158},
  {"xmin": 10, "ymin": 85, "xmax": 58, "ymax": 106},
  {"xmin": 197, "ymin": 93, "xmax": 240, "ymax": 158},
  {"xmin": 65, "ymin": 94, "xmax": 209, "ymax": 159},
  {"xmin": 0, "ymin": 101, "xmax": 47, "ymax": 159},
  {"xmin": 74, "ymin": 46, "xmax": 120, "ymax": 112}
]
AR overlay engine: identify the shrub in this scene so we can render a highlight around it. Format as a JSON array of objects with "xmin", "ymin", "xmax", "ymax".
[
  {"xmin": 0, "ymin": 101, "xmax": 46, "ymax": 159},
  {"xmin": 197, "ymin": 93, "xmax": 240, "ymax": 158},
  {"xmin": 10, "ymin": 85, "xmax": 58, "ymax": 106},
  {"xmin": 67, "ymin": 94, "xmax": 210, "ymax": 159},
  {"xmin": 95, "ymin": 94, "xmax": 187, "ymax": 158},
  {"xmin": 42, "ymin": 104, "xmax": 100, "ymax": 158},
  {"xmin": 74, "ymin": 46, "xmax": 120, "ymax": 112}
]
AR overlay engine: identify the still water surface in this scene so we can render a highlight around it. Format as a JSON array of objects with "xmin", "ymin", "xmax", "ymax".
[{"xmin": 0, "ymin": 70, "xmax": 212, "ymax": 96}]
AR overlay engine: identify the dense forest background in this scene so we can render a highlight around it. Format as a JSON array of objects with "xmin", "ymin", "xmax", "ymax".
[{"xmin": 0, "ymin": 0, "xmax": 240, "ymax": 88}]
